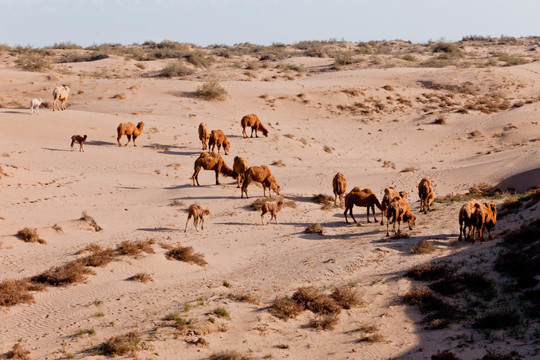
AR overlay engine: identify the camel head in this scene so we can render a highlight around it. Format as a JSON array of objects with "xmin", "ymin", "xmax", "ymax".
[
  {"xmin": 274, "ymin": 184, "xmax": 281, "ymax": 195},
  {"xmin": 224, "ymin": 139, "xmax": 230, "ymax": 152},
  {"xmin": 404, "ymin": 212, "xmax": 416, "ymax": 229},
  {"xmin": 399, "ymin": 191, "xmax": 407, "ymax": 198},
  {"xmin": 137, "ymin": 121, "xmax": 145, "ymax": 130},
  {"xmin": 83, "ymin": 135, "xmax": 87, "ymax": 140},
  {"xmin": 262, "ymin": 128, "xmax": 269, "ymax": 137},
  {"xmin": 484, "ymin": 202, "xmax": 497, "ymax": 223},
  {"xmin": 202, "ymin": 209, "xmax": 211, "ymax": 216}
]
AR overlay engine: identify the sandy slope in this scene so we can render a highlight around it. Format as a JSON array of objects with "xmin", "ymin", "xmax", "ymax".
[{"xmin": 0, "ymin": 57, "xmax": 539, "ymax": 359}]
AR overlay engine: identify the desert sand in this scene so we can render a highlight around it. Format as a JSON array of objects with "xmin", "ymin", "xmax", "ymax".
[{"xmin": 0, "ymin": 39, "xmax": 539, "ymax": 359}]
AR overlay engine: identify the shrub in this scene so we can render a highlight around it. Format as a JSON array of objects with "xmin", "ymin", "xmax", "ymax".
[
  {"xmin": 5, "ymin": 343, "xmax": 31, "ymax": 360},
  {"xmin": 31, "ymin": 261, "xmax": 94, "ymax": 286},
  {"xmin": 208, "ymin": 351, "xmax": 253, "ymax": 360},
  {"xmin": 0, "ymin": 279, "xmax": 36, "ymax": 307},
  {"xmin": 96, "ymin": 331, "xmax": 145, "ymax": 357},
  {"xmin": 127, "ymin": 273, "xmax": 153, "ymax": 283},
  {"xmin": 292, "ymin": 286, "xmax": 341, "ymax": 315},
  {"xmin": 308, "ymin": 314, "xmax": 339, "ymax": 330},
  {"xmin": 304, "ymin": 223, "xmax": 325, "ymax": 235},
  {"xmin": 78, "ymin": 247, "xmax": 115, "ymax": 267},
  {"xmin": 269, "ymin": 296, "xmax": 303, "ymax": 320},
  {"xmin": 213, "ymin": 307, "xmax": 230, "ymax": 319},
  {"xmin": 80, "ymin": 211, "xmax": 103, "ymax": 232},
  {"xmin": 431, "ymin": 349, "xmax": 461, "ymax": 360},
  {"xmin": 165, "ymin": 245, "xmax": 207, "ymax": 266},
  {"xmin": 116, "ymin": 239, "xmax": 155, "ymax": 257},
  {"xmin": 410, "ymin": 240, "xmax": 436, "ymax": 254},
  {"xmin": 17, "ymin": 227, "xmax": 45, "ymax": 244},
  {"xmin": 330, "ymin": 286, "xmax": 363, "ymax": 309},
  {"xmin": 17, "ymin": 53, "xmax": 51, "ymax": 71},
  {"xmin": 431, "ymin": 42, "xmax": 463, "ymax": 58},
  {"xmin": 406, "ymin": 263, "xmax": 448, "ymax": 281},
  {"xmin": 473, "ymin": 310, "xmax": 520, "ymax": 329},
  {"xmin": 159, "ymin": 61, "xmax": 194, "ymax": 77},
  {"xmin": 196, "ymin": 78, "xmax": 228, "ymax": 101}
]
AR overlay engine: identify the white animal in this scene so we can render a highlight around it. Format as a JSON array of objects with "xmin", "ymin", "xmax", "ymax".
[{"xmin": 30, "ymin": 98, "xmax": 42, "ymax": 115}]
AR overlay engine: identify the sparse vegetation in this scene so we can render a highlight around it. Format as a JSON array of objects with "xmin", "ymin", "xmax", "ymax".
[
  {"xmin": 4, "ymin": 343, "xmax": 31, "ymax": 360},
  {"xmin": 96, "ymin": 331, "xmax": 146, "ymax": 357},
  {"xmin": 208, "ymin": 351, "xmax": 253, "ymax": 360},
  {"xmin": 80, "ymin": 211, "xmax": 103, "ymax": 231},
  {"xmin": 159, "ymin": 61, "xmax": 195, "ymax": 77},
  {"xmin": 127, "ymin": 273, "xmax": 153, "ymax": 283},
  {"xmin": 165, "ymin": 244, "xmax": 208, "ymax": 266},
  {"xmin": 304, "ymin": 223, "xmax": 325, "ymax": 235},
  {"xmin": 16, "ymin": 227, "xmax": 45, "ymax": 244},
  {"xmin": 196, "ymin": 78, "xmax": 228, "ymax": 101},
  {"xmin": 410, "ymin": 240, "xmax": 436, "ymax": 254}
]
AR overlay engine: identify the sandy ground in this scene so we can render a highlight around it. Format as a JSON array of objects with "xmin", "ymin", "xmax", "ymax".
[{"xmin": 0, "ymin": 53, "xmax": 539, "ymax": 359}]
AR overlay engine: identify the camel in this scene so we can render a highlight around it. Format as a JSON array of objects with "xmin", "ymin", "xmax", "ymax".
[
  {"xmin": 262, "ymin": 175, "xmax": 281, "ymax": 197},
  {"xmin": 233, "ymin": 156, "xmax": 248, "ymax": 188},
  {"xmin": 332, "ymin": 172, "xmax": 347, "ymax": 207},
  {"xmin": 386, "ymin": 195, "xmax": 416, "ymax": 237},
  {"xmin": 52, "ymin": 85, "xmax": 70, "ymax": 111},
  {"xmin": 191, "ymin": 152, "xmax": 236, "ymax": 186},
  {"xmin": 241, "ymin": 113, "xmax": 269, "ymax": 138},
  {"xmin": 117, "ymin": 121, "xmax": 144, "ymax": 147},
  {"xmin": 482, "ymin": 202, "xmax": 497, "ymax": 240},
  {"xmin": 30, "ymin": 98, "xmax": 42, "ymax": 115},
  {"xmin": 343, "ymin": 187, "xmax": 382, "ymax": 224},
  {"xmin": 241, "ymin": 165, "xmax": 274, "ymax": 199},
  {"xmin": 70, "ymin": 134, "xmax": 87, "ymax": 152},
  {"xmin": 261, "ymin": 200, "xmax": 283, "ymax": 225},
  {"xmin": 184, "ymin": 204, "xmax": 210, "ymax": 232},
  {"xmin": 418, "ymin": 177, "xmax": 435, "ymax": 213},
  {"xmin": 471, "ymin": 202, "xmax": 489, "ymax": 242},
  {"xmin": 380, "ymin": 187, "xmax": 407, "ymax": 225},
  {"xmin": 208, "ymin": 129, "xmax": 230, "ymax": 155},
  {"xmin": 458, "ymin": 199, "xmax": 479, "ymax": 241},
  {"xmin": 198, "ymin": 122, "xmax": 210, "ymax": 150}
]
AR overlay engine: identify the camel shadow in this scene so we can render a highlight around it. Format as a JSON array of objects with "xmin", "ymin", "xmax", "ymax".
[
  {"xmin": 370, "ymin": 232, "xmax": 458, "ymax": 253},
  {"xmin": 137, "ymin": 227, "xmax": 177, "ymax": 232},
  {"xmin": 164, "ymin": 184, "xmax": 196, "ymax": 190},
  {"xmin": 159, "ymin": 150, "xmax": 202, "ymax": 156},
  {"xmin": 181, "ymin": 195, "xmax": 239, "ymax": 200},
  {"xmin": 286, "ymin": 195, "xmax": 315, "ymax": 203},
  {"xmin": 42, "ymin": 147, "xmax": 71, "ymax": 152},
  {"xmin": 1, "ymin": 109, "xmax": 26, "ymax": 114},
  {"xmin": 86, "ymin": 140, "xmax": 116, "ymax": 146}
]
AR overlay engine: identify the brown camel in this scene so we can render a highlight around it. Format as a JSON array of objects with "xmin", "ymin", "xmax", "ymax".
[
  {"xmin": 482, "ymin": 202, "xmax": 497, "ymax": 240},
  {"xmin": 52, "ymin": 85, "xmax": 70, "ymax": 111},
  {"xmin": 198, "ymin": 122, "xmax": 210, "ymax": 150},
  {"xmin": 386, "ymin": 195, "xmax": 416, "ymax": 237},
  {"xmin": 241, "ymin": 113, "xmax": 269, "ymax": 138},
  {"xmin": 192, "ymin": 152, "xmax": 236, "ymax": 186},
  {"xmin": 418, "ymin": 177, "xmax": 435, "ymax": 213},
  {"xmin": 233, "ymin": 156, "xmax": 248, "ymax": 188},
  {"xmin": 117, "ymin": 121, "xmax": 144, "ymax": 147},
  {"xmin": 208, "ymin": 129, "xmax": 230, "ymax": 155},
  {"xmin": 380, "ymin": 187, "xmax": 407, "ymax": 225},
  {"xmin": 332, "ymin": 172, "xmax": 347, "ymax": 207},
  {"xmin": 261, "ymin": 200, "xmax": 284, "ymax": 225},
  {"xmin": 344, "ymin": 187, "xmax": 382, "ymax": 224},
  {"xmin": 458, "ymin": 199, "xmax": 479, "ymax": 241},
  {"xmin": 241, "ymin": 165, "xmax": 273, "ymax": 199},
  {"xmin": 70, "ymin": 134, "xmax": 87, "ymax": 152},
  {"xmin": 262, "ymin": 175, "xmax": 281, "ymax": 197},
  {"xmin": 184, "ymin": 204, "xmax": 210, "ymax": 232}
]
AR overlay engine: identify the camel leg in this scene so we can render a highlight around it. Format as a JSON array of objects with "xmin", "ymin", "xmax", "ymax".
[
  {"xmin": 193, "ymin": 217, "xmax": 199, "ymax": 232},
  {"xmin": 274, "ymin": 214, "xmax": 278, "ymax": 225},
  {"xmin": 344, "ymin": 208, "xmax": 349, "ymax": 224},
  {"xmin": 215, "ymin": 169, "xmax": 220, "ymax": 185},
  {"xmin": 192, "ymin": 167, "xmax": 200, "ymax": 186},
  {"xmin": 261, "ymin": 211, "xmax": 266, "ymax": 225},
  {"xmin": 185, "ymin": 215, "xmax": 192, "ymax": 232},
  {"xmin": 372, "ymin": 205, "xmax": 378, "ymax": 223},
  {"xmin": 80, "ymin": 143, "xmax": 84, "ymax": 152},
  {"xmin": 458, "ymin": 221, "xmax": 463, "ymax": 241},
  {"xmin": 133, "ymin": 135, "xmax": 137, "ymax": 147},
  {"xmin": 386, "ymin": 217, "xmax": 390, "ymax": 237},
  {"xmin": 124, "ymin": 134, "xmax": 132, "ymax": 147},
  {"xmin": 200, "ymin": 217, "xmax": 204, "ymax": 230},
  {"xmin": 334, "ymin": 194, "xmax": 337, "ymax": 206},
  {"xmin": 366, "ymin": 207, "xmax": 371, "ymax": 223},
  {"xmin": 117, "ymin": 135, "xmax": 122, "ymax": 147}
]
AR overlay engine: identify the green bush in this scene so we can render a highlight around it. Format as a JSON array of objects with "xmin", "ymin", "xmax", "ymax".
[
  {"xmin": 196, "ymin": 78, "xmax": 228, "ymax": 101},
  {"xmin": 159, "ymin": 61, "xmax": 194, "ymax": 77}
]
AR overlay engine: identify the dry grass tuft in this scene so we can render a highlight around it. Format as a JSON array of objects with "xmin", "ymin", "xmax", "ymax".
[
  {"xmin": 112, "ymin": 93, "xmax": 126, "ymax": 100},
  {"xmin": 31, "ymin": 261, "xmax": 94, "ymax": 287},
  {"xmin": 271, "ymin": 160, "xmax": 285, "ymax": 167},
  {"xmin": 96, "ymin": 331, "xmax": 146, "ymax": 357},
  {"xmin": 400, "ymin": 166, "xmax": 418, "ymax": 173},
  {"xmin": 78, "ymin": 247, "xmax": 115, "ymax": 267},
  {"xmin": 52, "ymin": 223, "xmax": 63, "ymax": 233},
  {"xmin": 410, "ymin": 240, "xmax": 436, "ymax": 254},
  {"xmin": 270, "ymin": 296, "xmax": 303, "ymax": 320},
  {"xmin": 250, "ymin": 196, "xmax": 283, "ymax": 211},
  {"xmin": 432, "ymin": 116, "xmax": 447, "ymax": 125},
  {"xmin": 16, "ymin": 227, "xmax": 45, "ymax": 244},
  {"xmin": 431, "ymin": 349, "xmax": 460, "ymax": 360},
  {"xmin": 330, "ymin": 286, "xmax": 363, "ymax": 309},
  {"xmin": 292, "ymin": 286, "xmax": 341, "ymax": 315},
  {"xmin": 208, "ymin": 351, "xmax": 253, "ymax": 360},
  {"xmin": 304, "ymin": 223, "xmax": 325, "ymax": 235},
  {"xmin": 312, "ymin": 194, "xmax": 334, "ymax": 210},
  {"xmin": 5, "ymin": 343, "xmax": 31, "ymax": 360},
  {"xmin": 80, "ymin": 211, "xmax": 103, "ymax": 231},
  {"xmin": 116, "ymin": 239, "xmax": 155, "ymax": 257},
  {"xmin": 406, "ymin": 263, "xmax": 448, "ymax": 281},
  {"xmin": 0, "ymin": 279, "xmax": 36, "ymax": 307},
  {"xmin": 473, "ymin": 309, "xmax": 521, "ymax": 329},
  {"xmin": 165, "ymin": 244, "xmax": 208, "ymax": 266},
  {"xmin": 308, "ymin": 314, "xmax": 339, "ymax": 330},
  {"xmin": 127, "ymin": 273, "xmax": 153, "ymax": 283},
  {"xmin": 196, "ymin": 78, "xmax": 228, "ymax": 101}
]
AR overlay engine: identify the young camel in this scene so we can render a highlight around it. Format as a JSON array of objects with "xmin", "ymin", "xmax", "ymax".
[
  {"xmin": 241, "ymin": 113, "xmax": 269, "ymax": 138},
  {"xmin": 198, "ymin": 122, "xmax": 210, "ymax": 150},
  {"xmin": 233, "ymin": 156, "xmax": 248, "ymax": 188},
  {"xmin": 117, "ymin": 121, "xmax": 144, "ymax": 147},
  {"xmin": 380, "ymin": 187, "xmax": 407, "ymax": 225},
  {"xmin": 458, "ymin": 199, "xmax": 479, "ymax": 241},
  {"xmin": 386, "ymin": 195, "xmax": 416, "ymax": 237},
  {"xmin": 208, "ymin": 129, "xmax": 230, "ymax": 155},
  {"xmin": 191, "ymin": 152, "xmax": 236, "ymax": 186},
  {"xmin": 482, "ymin": 202, "xmax": 497, "ymax": 240},
  {"xmin": 70, "ymin": 134, "xmax": 87, "ymax": 152},
  {"xmin": 261, "ymin": 200, "xmax": 283, "ymax": 225},
  {"xmin": 418, "ymin": 177, "xmax": 435, "ymax": 213},
  {"xmin": 184, "ymin": 204, "xmax": 210, "ymax": 232},
  {"xmin": 262, "ymin": 175, "xmax": 281, "ymax": 197},
  {"xmin": 241, "ymin": 165, "xmax": 274, "ymax": 199},
  {"xmin": 30, "ymin": 98, "xmax": 42, "ymax": 115},
  {"xmin": 332, "ymin": 172, "xmax": 347, "ymax": 207},
  {"xmin": 343, "ymin": 187, "xmax": 382, "ymax": 224},
  {"xmin": 52, "ymin": 85, "xmax": 70, "ymax": 111}
]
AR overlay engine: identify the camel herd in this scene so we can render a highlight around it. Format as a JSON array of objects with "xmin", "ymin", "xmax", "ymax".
[{"xmin": 39, "ymin": 87, "xmax": 498, "ymax": 240}]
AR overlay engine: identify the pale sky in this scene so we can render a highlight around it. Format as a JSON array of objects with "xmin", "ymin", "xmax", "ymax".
[{"xmin": 0, "ymin": 0, "xmax": 539, "ymax": 48}]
